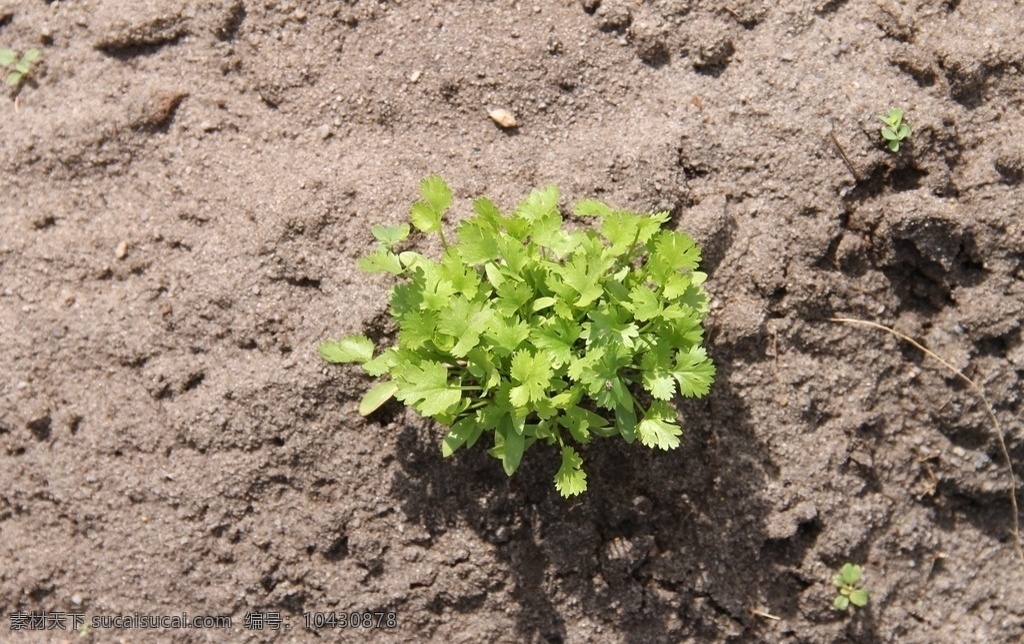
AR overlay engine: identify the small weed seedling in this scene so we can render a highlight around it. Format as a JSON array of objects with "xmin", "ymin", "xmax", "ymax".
[
  {"xmin": 878, "ymin": 107, "xmax": 910, "ymax": 152},
  {"xmin": 320, "ymin": 177, "xmax": 716, "ymax": 497},
  {"xmin": 833, "ymin": 563, "xmax": 869, "ymax": 611},
  {"xmin": 0, "ymin": 48, "xmax": 41, "ymax": 87}
]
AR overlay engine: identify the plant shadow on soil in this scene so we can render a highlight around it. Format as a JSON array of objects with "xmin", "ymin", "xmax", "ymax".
[{"xmin": 386, "ymin": 358, "xmax": 837, "ymax": 642}]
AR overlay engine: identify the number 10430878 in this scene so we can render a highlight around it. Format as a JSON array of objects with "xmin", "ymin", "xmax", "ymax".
[{"xmin": 303, "ymin": 611, "xmax": 397, "ymax": 629}]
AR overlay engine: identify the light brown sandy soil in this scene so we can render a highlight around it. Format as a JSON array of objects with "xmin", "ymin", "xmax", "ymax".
[{"xmin": 2, "ymin": 1, "xmax": 1023, "ymax": 642}]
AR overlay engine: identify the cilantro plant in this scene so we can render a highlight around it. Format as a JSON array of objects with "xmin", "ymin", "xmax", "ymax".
[
  {"xmin": 319, "ymin": 177, "xmax": 716, "ymax": 497},
  {"xmin": 0, "ymin": 48, "xmax": 41, "ymax": 87},
  {"xmin": 878, "ymin": 107, "xmax": 910, "ymax": 153},
  {"xmin": 833, "ymin": 563, "xmax": 869, "ymax": 611}
]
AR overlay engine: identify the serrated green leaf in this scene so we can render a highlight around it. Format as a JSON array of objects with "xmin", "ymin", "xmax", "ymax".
[
  {"xmin": 493, "ymin": 279, "xmax": 533, "ymax": 317},
  {"xmin": 497, "ymin": 234, "xmax": 529, "ymax": 273},
  {"xmin": 573, "ymin": 199, "xmax": 613, "ymax": 218},
  {"xmin": 371, "ymin": 223, "xmax": 410, "ymax": 248},
  {"xmin": 583, "ymin": 304, "xmax": 640, "ymax": 349},
  {"xmin": 465, "ymin": 348, "xmax": 502, "ymax": 391},
  {"xmin": 555, "ymin": 252, "xmax": 605, "ymax": 308},
  {"xmin": 641, "ymin": 212, "xmax": 671, "ymax": 239},
  {"xmin": 6, "ymin": 71, "xmax": 21, "ymax": 86},
  {"xmin": 552, "ymin": 298, "xmax": 574, "ymax": 320},
  {"xmin": 410, "ymin": 201, "xmax": 441, "ymax": 233},
  {"xmin": 567, "ymin": 347, "xmax": 604, "ymax": 382},
  {"xmin": 509, "ymin": 349, "xmax": 552, "ymax": 408},
  {"xmin": 637, "ymin": 401, "xmax": 682, "ymax": 450},
  {"xmin": 639, "ymin": 342, "xmax": 675, "ymax": 399},
  {"xmin": 834, "ymin": 595, "xmax": 850, "ymax": 611},
  {"xmin": 531, "ymin": 210, "xmax": 570, "ymax": 254},
  {"xmin": 554, "ymin": 446, "xmax": 587, "ymax": 497},
  {"xmin": 0, "ymin": 50, "xmax": 16, "ymax": 66},
  {"xmin": 318, "ymin": 335, "xmax": 375, "ymax": 363},
  {"xmin": 644, "ymin": 372, "xmax": 676, "ymax": 400},
  {"xmin": 627, "ymin": 283, "xmax": 663, "ymax": 321},
  {"xmin": 473, "ymin": 196, "xmax": 503, "ymax": 220},
  {"xmin": 397, "ymin": 310, "xmax": 437, "ymax": 350},
  {"xmin": 530, "ymin": 317, "xmax": 581, "ymax": 368},
  {"xmin": 420, "ymin": 175, "xmax": 452, "ymax": 214},
  {"xmin": 389, "ymin": 281, "xmax": 423, "ymax": 317},
  {"xmin": 515, "ymin": 185, "xmax": 559, "ymax": 222},
  {"xmin": 419, "ymin": 264, "xmax": 458, "ymax": 310},
  {"xmin": 22, "ymin": 49, "xmax": 40, "ymax": 63},
  {"xmin": 649, "ymin": 231, "xmax": 702, "ymax": 281},
  {"xmin": 362, "ymin": 347, "xmax": 397, "ymax": 377},
  {"xmin": 881, "ymin": 127, "xmax": 898, "ymax": 141},
  {"xmin": 439, "ymin": 251, "xmax": 481, "ymax": 299},
  {"xmin": 359, "ymin": 380, "xmax": 398, "ymax": 415},
  {"xmin": 560, "ymin": 405, "xmax": 607, "ymax": 444},
  {"xmin": 456, "ymin": 218, "xmax": 501, "ymax": 264},
  {"xmin": 437, "ymin": 297, "xmax": 495, "ymax": 357},
  {"xmin": 662, "ymin": 316, "xmax": 704, "ymax": 353},
  {"xmin": 484, "ymin": 316, "xmax": 531, "ymax": 355},
  {"xmin": 358, "ymin": 248, "xmax": 404, "ymax": 275},
  {"xmin": 600, "ymin": 211, "xmax": 643, "ymax": 255},
  {"xmin": 672, "ymin": 345, "xmax": 716, "ymax": 398},
  {"xmin": 394, "ymin": 360, "xmax": 463, "ymax": 416},
  {"xmin": 849, "ymin": 589, "xmax": 869, "ymax": 607},
  {"xmin": 503, "ymin": 212, "xmax": 533, "ymax": 241}
]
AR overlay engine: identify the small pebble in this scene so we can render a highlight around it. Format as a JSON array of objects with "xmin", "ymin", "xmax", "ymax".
[
  {"xmin": 115, "ymin": 241, "xmax": 129, "ymax": 260},
  {"xmin": 317, "ymin": 124, "xmax": 332, "ymax": 139},
  {"xmin": 409, "ymin": 70, "xmax": 422, "ymax": 83},
  {"xmin": 488, "ymin": 108, "xmax": 517, "ymax": 129}
]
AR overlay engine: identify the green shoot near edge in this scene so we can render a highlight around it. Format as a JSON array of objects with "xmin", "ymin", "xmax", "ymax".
[{"xmin": 320, "ymin": 177, "xmax": 716, "ymax": 497}]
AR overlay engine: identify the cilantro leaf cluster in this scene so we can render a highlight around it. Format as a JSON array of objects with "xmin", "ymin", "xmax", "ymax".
[{"xmin": 319, "ymin": 176, "xmax": 716, "ymax": 497}]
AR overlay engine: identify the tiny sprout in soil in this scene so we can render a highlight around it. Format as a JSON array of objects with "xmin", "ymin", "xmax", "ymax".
[
  {"xmin": 833, "ymin": 563, "xmax": 869, "ymax": 611},
  {"xmin": 879, "ymin": 107, "xmax": 911, "ymax": 153},
  {"xmin": 0, "ymin": 48, "xmax": 41, "ymax": 87},
  {"xmin": 320, "ymin": 176, "xmax": 716, "ymax": 497}
]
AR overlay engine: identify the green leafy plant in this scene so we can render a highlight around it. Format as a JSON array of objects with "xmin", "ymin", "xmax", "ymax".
[
  {"xmin": 319, "ymin": 176, "xmax": 716, "ymax": 497},
  {"xmin": 0, "ymin": 48, "xmax": 40, "ymax": 87},
  {"xmin": 878, "ymin": 107, "xmax": 910, "ymax": 152},
  {"xmin": 833, "ymin": 563, "xmax": 869, "ymax": 611}
]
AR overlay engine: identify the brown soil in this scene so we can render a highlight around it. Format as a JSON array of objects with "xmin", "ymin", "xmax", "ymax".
[{"xmin": 2, "ymin": 1, "xmax": 1023, "ymax": 642}]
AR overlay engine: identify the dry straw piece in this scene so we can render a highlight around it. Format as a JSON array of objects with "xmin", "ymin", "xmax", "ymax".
[{"xmin": 828, "ymin": 316, "xmax": 1023, "ymax": 568}]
